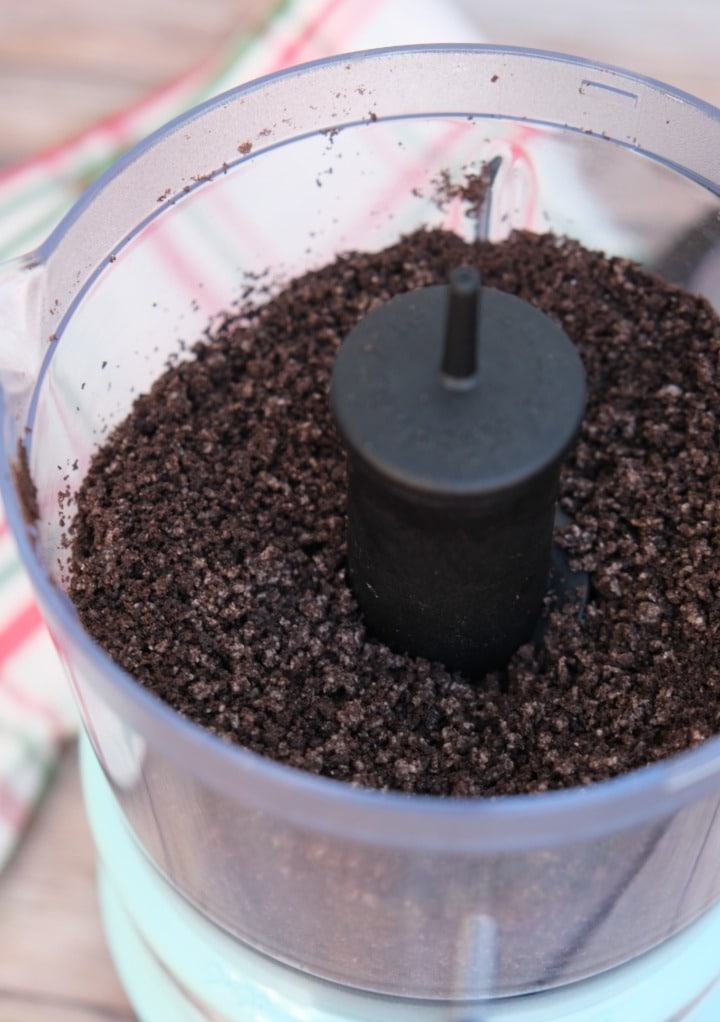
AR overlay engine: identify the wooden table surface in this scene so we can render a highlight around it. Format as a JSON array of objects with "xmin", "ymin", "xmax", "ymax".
[{"xmin": 0, "ymin": 3, "xmax": 717, "ymax": 1020}]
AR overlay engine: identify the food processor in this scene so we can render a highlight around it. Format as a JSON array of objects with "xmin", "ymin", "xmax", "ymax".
[{"xmin": 1, "ymin": 45, "xmax": 720, "ymax": 1021}]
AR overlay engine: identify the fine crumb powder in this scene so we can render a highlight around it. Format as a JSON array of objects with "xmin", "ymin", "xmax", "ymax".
[{"xmin": 69, "ymin": 229, "xmax": 720, "ymax": 797}]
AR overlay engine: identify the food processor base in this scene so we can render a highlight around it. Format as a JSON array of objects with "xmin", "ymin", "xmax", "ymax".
[{"xmin": 80, "ymin": 734, "xmax": 720, "ymax": 1021}]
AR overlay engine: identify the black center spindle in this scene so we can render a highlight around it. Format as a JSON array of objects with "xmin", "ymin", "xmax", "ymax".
[
  {"xmin": 441, "ymin": 266, "xmax": 481, "ymax": 385},
  {"xmin": 330, "ymin": 268, "xmax": 586, "ymax": 677}
]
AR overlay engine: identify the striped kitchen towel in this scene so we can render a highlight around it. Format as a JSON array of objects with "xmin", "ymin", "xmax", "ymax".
[{"xmin": 0, "ymin": 0, "xmax": 487, "ymax": 870}]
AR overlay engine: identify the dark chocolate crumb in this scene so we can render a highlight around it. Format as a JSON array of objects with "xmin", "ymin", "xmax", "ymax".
[
  {"xmin": 432, "ymin": 166, "xmax": 495, "ymax": 219},
  {"xmin": 69, "ymin": 229, "xmax": 720, "ymax": 797},
  {"xmin": 13, "ymin": 440, "xmax": 39, "ymax": 525}
]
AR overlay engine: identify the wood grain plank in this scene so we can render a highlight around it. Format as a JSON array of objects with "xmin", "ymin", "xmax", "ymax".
[
  {"xmin": 0, "ymin": 746, "xmax": 133, "ymax": 1019},
  {"xmin": 0, "ymin": 993, "xmax": 134, "ymax": 1022}
]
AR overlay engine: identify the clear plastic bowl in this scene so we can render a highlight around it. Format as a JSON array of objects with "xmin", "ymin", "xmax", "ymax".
[{"xmin": 1, "ymin": 46, "xmax": 720, "ymax": 1002}]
